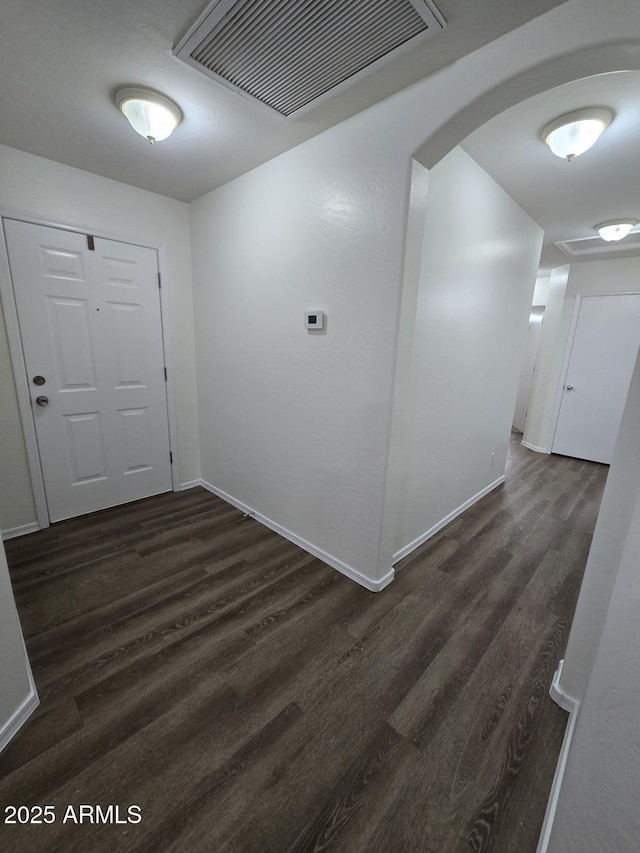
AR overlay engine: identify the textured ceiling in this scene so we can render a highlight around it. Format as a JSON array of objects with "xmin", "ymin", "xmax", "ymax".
[
  {"xmin": 462, "ymin": 71, "xmax": 640, "ymax": 273},
  {"xmin": 0, "ymin": 0, "xmax": 567, "ymax": 201}
]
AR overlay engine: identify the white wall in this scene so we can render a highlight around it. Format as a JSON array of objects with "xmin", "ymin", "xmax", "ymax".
[
  {"xmin": 548, "ymin": 349, "xmax": 640, "ymax": 852},
  {"xmin": 379, "ymin": 161, "xmax": 430, "ymax": 577},
  {"xmin": 0, "ymin": 534, "xmax": 37, "ymax": 751},
  {"xmin": 513, "ymin": 307, "xmax": 545, "ymax": 433},
  {"xmin": 0, "ymin": 301, "xmax": 35, "ymax": 530},
  {"xmin": 189, "ymin": 0, "xmax": 640, "ymax": 588},
  {"xmin": 533, "ymin": 275, "xmax": 551, "ymax": 307},
  {"xmin": 512, "ymin": 275, "xmax": 550, "ymax": 436},
  {"xmin": 525, "ymin": 256, "xmax": 640, "ymax": 454},
  {"xmin": 522, "ymin": 266, "xmax": 569, "ymax": 452},
  {"xmin": 0, "ymin": 144, "xmax": 199, "ymax": 533},
  {"xmin": 393, "ymin": 147, "xmax": 542, "ymax": 556},
  {"xmin": 190, "ymin": 111, "xmax": 413, "ymax": 588},
  {"xmin": 533, "ymin": 255, "xmax": 640, "ymax": 704},
  {"xmin": 526, "ymin": 258, "xmax": 640, "ymax": 455}
]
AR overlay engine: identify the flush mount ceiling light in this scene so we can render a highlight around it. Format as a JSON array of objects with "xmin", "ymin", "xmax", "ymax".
[
  {"xmin": 596, "ymin": 219, "xmax": 639, "ymax": 242},
  {"xmin": 115, "ymin": 87, "xmax": 182, "ymax": 144},
  {"xmin": 541, "ymin": 108, "xmax": 613, "ymax": 161}
]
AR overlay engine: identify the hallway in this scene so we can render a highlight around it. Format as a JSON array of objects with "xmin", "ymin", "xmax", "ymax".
[{"xmin": 0, "ymin": 440, "xmax": 608, "ymax": 852}]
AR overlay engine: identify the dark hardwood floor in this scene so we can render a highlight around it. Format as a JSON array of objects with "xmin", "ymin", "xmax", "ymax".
[{"xmin": 0, "ymin": 440, "xmax": 608, "ymax": 852}]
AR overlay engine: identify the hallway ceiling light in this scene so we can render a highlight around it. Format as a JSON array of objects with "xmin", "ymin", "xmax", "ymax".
[
  {"xmin": 596, "ymin": 220, "xmax": 639, "ymax": 242},
  {"xmin": 115, "ymin": 87, "xmax": 182, "ymax": 144},
  {"xmin": 541, "ymin": 108, "xmax": 612, "ymax": 161}
]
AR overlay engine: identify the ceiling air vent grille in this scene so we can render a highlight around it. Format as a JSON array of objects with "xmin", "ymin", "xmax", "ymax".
[
  {"xmin": 556, "ymin": 230, "xmax": 640, "ymax": 257},
  {"xmin": 174, "ymin": 0, "xmax": 445, "ymax": 117}
]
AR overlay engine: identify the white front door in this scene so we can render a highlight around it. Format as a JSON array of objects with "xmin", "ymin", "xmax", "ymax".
[
  {"xmin": 552, "ymin": 293, "xmax": 640, "ymax": 465},
  {"xmin": 5, "ymin": 219, "xmax": 172, "ymax": 522}
]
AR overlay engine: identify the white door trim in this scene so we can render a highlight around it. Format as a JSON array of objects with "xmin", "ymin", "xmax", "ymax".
[
  {"xmin": 550, "ymin": 291, "xmax": 640, "ymax": 456},
  {"xmin": 0, "ymin": 206, "xmax": 181, "ymax": 531}
]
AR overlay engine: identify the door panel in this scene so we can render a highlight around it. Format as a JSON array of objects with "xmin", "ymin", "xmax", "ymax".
[
  {"xmin": 41, "ymin": 245, "xmax": 85, "ymax": 281},
  {"xmin": 108, "ymin": 302, "xmax": 146, "ymax": 386},
  {"xmin": 552, "ymin": 294, "xmax": 640, "ymax": 464},
  {"xmin": 48, "ymin": 297, "xmax": 97, "ymax": 389},
  {"xmin": 5, "ymin": 219, "xmax": 172, "ymax": 521},
  {"xmin": 102, "ymin": 255, "xmax": 138, "ymax": 287},
  {"xmin": 120, "ymin": 408, "xmax": 153, "ymax": 473},
  {"xmin": 63, "ymin": 412, "xmax": 106, "ymax": 483}
]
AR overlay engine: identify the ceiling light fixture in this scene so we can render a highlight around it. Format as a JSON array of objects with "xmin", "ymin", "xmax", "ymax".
[
  {"xmin": 115, "ymin": 87, "xmax": 182, "ymax": 144},
  {"xmin": 595, "ymin": 220, "xmax": 639, "ymax": 242},
  {"xmin": 541, "ymin": 108, "xmax": 612, "ymax": 161}
]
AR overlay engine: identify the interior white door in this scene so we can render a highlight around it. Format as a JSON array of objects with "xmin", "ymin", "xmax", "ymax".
[
  {"xmin": 552, "ymin": 293, "xmax": 640, "ymax": 464},
  {"xmin": 5, "ymin": 219, "xmax": 172, "ymax": 521}
]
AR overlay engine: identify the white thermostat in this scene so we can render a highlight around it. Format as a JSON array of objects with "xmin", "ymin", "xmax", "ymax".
[{"xmin": 305, "ymin": 310, "xmax": 325, "ymax": 330}]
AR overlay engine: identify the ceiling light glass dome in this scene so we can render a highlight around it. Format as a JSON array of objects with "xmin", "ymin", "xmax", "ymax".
[
  {"xmin": 596, "ymin": 220, "xmax": 639, "ymax": 242},
  {"xmin": 542, "ymin": 108, "xmax": 613, "ymax": 161},
  {"xmin": 115, "ymin": 87, "xmax": 182, "ymax": 144}
]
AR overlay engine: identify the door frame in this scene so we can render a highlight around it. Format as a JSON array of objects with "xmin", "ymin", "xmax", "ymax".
[
  {"xmin": 550, "ymin": 291, "xmax": 640, "ymax": 456},
  {"xmin": 0, "ymin": 206, "xmax": 181, "ymax": 531}
]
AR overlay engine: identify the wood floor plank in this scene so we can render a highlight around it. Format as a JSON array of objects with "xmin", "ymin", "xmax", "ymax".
[
  {"xmin": 135, "ymin": 702, "xmax": 305, "ymax": 853},
  {"xmin": 459, "ymin": 619, "xmax": 566, "ymax": 851},
  {"xmin": 389, "ymin": 546, "xmax": 562, "ymax": 749},
  {"xmin": 347, "ymin": 535, "xmax": 460, "ymax": 641},
  {"xmin": 286, "ymin": 723, "xmax": 408, "ymax": 853},
  {"xmin": 482, "ymin": 693, "xmax": 568, "ymax": 853},
  {"xmin": 25, "ymin": 562, "xmax": 217, "ymax": 661},
  {"xmin": 0, "ymin": 440, "xmax": 608, "ymax": 853},
  {"xmin": 0, "ymin": 673, "xmax": 240, "ymax": 821},
  {"xmin": 33, "ymin": 550, "xmax": 325, "ymax": 706},
  {"xmin": 0, "ymin": 699, "xmax": 83, "ymax": 777}
]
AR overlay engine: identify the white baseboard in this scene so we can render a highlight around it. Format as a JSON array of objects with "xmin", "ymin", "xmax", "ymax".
[
  {"xmin": 536, "ymin": 660, "xmax": 580, "ymax": 853},
  {"xmin": 1, "ymin": 522, "xmax": 41, "ymax": 540},
  {"xmin": 179, "ymin": 479, "xmax": 202, "ymax": 491},
  {"xmin": 393, "ymin": 475, "xmax": 506, "ymax": 563},
  {"xmin": 549, "ymin": 658, "xmax": 577, "ymax": 712},
  {"xmin": 0, "ymin": 668, "xmax": 39, "ymax": 754},
  {"xmin": 198, "ymin": 479, "xmax": 393, "ymax": 593},
  {"xmin": 521, "ymin": 440, "xmax": 550, "ymax": 454}
]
